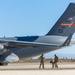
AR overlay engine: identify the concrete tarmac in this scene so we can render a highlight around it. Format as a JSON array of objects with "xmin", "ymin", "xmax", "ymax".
[
  {"xmin": 0, "ymin": 62, "xmax": 75, "ymax": 70},
  {"xmin": 0, "ymin": 62, "xmax": 75, "ymax": 75}
]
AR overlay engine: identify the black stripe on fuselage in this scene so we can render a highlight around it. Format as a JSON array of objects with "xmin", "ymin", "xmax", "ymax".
[{"xmin": 16, "ymin": 36, "xmax": 39, "ymax": 42}]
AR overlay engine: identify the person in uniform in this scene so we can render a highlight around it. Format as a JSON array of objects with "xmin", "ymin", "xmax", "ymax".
[
  {"xmin": 39, "ymin": 54, "xmax": 44, "ymax": 69},
  {"xmin": 54, "ymin": 54, "xmax": 58, "ymax": 68}
]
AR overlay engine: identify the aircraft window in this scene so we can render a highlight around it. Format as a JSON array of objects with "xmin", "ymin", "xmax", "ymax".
[{"xmin": 58, "ymin": 29, "xmax": 63, "ymax": 33}]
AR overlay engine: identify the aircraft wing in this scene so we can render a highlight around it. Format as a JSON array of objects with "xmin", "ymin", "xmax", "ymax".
[
  {"xmin": 0, "ymin": 39, "xmax": 61, "ymax": 48},
  {"xmin": 0, "ymin": 34, "xmax": 72, "ymax": 48}
]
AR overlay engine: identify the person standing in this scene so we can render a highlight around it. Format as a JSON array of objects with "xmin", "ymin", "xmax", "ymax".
[
  {"xmin": 39, "ymin": 54, "xmax": 44, "ymax": 69},
  {"xmin": 54, "ymin": 54, "xmax": 58, "ymax": 68}
]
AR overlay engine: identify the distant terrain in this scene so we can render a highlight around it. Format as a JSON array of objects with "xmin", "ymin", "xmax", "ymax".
[
  {"xmin": 44, "ymin": 53, "xmax": 75, "ymax": 59},
  {"xmin": 15, "ymin": 53, "xmax": 75, "ymax": 63}
]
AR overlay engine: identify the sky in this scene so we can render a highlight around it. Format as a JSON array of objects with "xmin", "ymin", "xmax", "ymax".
[{"xmin": 0, "ymin": 0, "xmax": 75, "ymax": 57}]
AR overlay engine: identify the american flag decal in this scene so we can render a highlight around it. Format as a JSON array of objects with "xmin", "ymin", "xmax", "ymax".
[{"xmin": 68, "ymin": 17, "xmax": 72, "ymax": 21}]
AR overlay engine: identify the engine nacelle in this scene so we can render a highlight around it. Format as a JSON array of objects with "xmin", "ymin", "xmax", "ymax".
[{"xmin": 0, "ymin": 44, "xmax": 4, "ymax": 51}]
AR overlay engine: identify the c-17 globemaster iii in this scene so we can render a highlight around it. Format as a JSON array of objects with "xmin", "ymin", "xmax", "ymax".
[{"xmin": 0, "ymin": 3, "xmax": 75, "ymax": 65}]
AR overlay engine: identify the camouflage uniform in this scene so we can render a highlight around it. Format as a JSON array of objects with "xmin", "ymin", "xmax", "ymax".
[
  {"xmin": 39, "ymin": 54, "xmax": 44, "ymax": 69},
  {"xmin": 54, "ymin": 54, "xmax": 58, "ymax": 68}
]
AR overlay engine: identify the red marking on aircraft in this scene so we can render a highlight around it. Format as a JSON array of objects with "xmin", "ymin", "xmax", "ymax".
[{"xmin": 58, "ymin": 23, "xmax": 75, "ymax": 26}]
